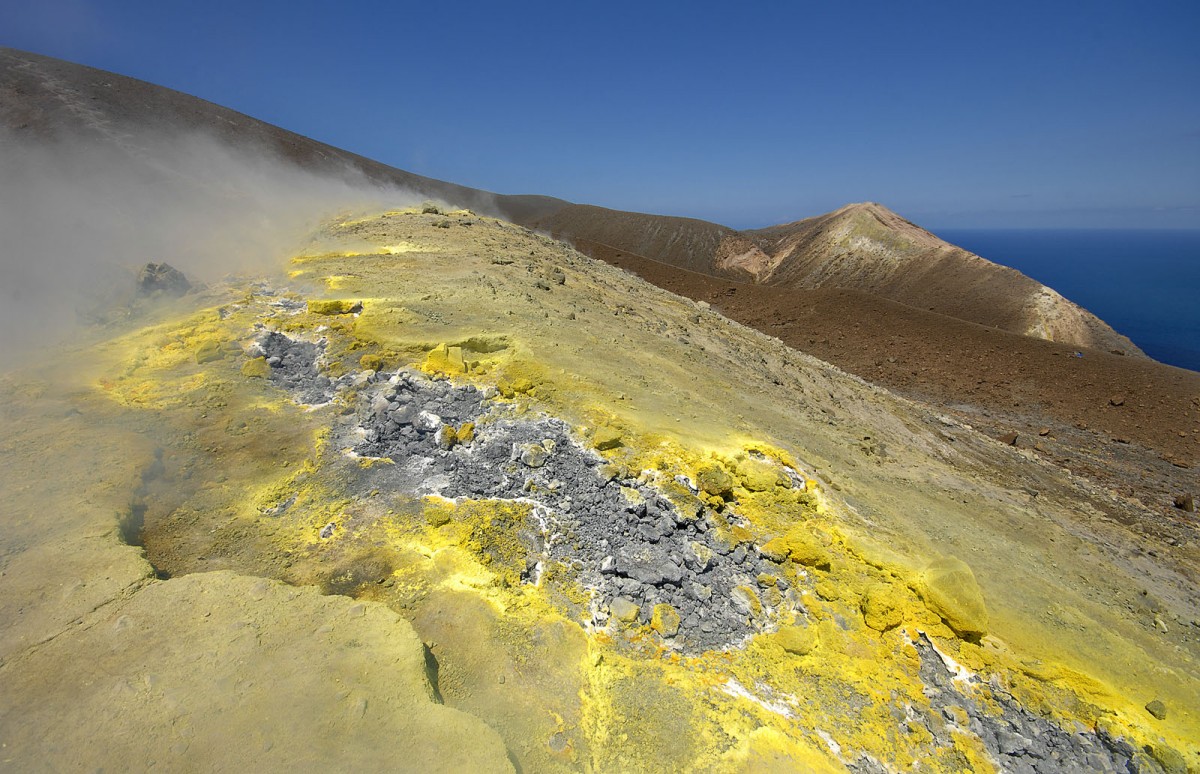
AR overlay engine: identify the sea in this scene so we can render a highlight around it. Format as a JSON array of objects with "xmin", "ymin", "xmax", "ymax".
[{"xmin": 935, "ymin": 229, "xmax": 1200, "ymax": 373}]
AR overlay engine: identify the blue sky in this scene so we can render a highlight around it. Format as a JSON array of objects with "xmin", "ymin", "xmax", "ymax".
[{"xmin": 2, "ymin": 0, "xmax": 1198, "ymax": 229}]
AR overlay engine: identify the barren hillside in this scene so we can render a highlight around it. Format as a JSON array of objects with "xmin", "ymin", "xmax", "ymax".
[{"xmin": 746, "ymin": 203, "xmax": 1144, "ymax": 354}]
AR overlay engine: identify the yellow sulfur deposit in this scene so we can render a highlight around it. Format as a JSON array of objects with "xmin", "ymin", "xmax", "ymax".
[
  {"xmin": 423, "ymin": 342, "xmax": 466, "ymax": 375},
  {"xmin": 307, "ymin": 298, "xmax": 362, "ymax": 315}
]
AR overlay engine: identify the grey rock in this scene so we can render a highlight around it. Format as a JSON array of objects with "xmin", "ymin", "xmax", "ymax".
[
  {"xmin": 137, "ymin": 262, "xmax": 191, "ymax": 296},
  {"xmin": 997, "ymin": 729, "xmax": 1029, "ymax": 756},
  {"xmin": 519, "ymin": 444, "xmax": 550, "ymax": 468}
]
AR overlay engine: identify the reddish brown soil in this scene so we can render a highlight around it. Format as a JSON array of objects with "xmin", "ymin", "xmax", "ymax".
[{"xmin": 574, "ymin": 237, "xmax": 1200, "ymax": 541}]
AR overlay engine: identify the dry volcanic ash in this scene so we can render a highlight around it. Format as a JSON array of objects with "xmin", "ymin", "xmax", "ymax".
[
  {"xmin": 249, "ymin": 330, "xmax": 337, "ymax": 405},
  {"xmin": 354, "ymin": 370, "xmax": 795, "ymax": 652}
]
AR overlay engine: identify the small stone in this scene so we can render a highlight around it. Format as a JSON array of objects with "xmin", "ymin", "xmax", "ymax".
[
  {"xmin": 424, "ymin": 343, "xmax": 466, "ymax": 374},
  {"xmin": 319, "ymin": 522, "xmax": 336, "ymax": 539},
  {"xmin": 1038, "ymin": 427, "xmax": 1051, "ymax": 436},
  {"xmin": 730, "ymin": 586, "xmax": 762, "ymax": 617},
  {"xmin": 359, "ymin": 354, "xmax": 385, "ymax": 371},
  {"xmin": 776, "ymin": 625, "xmax": 817, "ymax": 656},
  {"xmin": 1173, "ymin": 494, "xmax": 1195, "ymax": 512},
  {"xmin": 195, "ymin": 340, "xmax": 224, "ymax": 364},
  {"xmin": 650, "ymin": 603, "xmax": 681, "ymax": 636},
  {"xmin": 760, "ymin": 531, "xmax": 831, "ymax": 570},
  {"xmin": 497, "ymin": 377, "xmax": 534, "ymax": 398},
  {"xmin": 860, "ymin": 583, "xmax": 905, "ymax": 632},
  {"xmin": 137, "ymin": 262, "xmax": 191, "ymax": 296},
  {"xmin": 456, "ymin": 422, "xmax": 476, "ymax": 444},
  {"xmin": 427, "ymin": 506, "xmax": 453, "ymax": 525},
  {"xmin": 997, "ymin": 729, "xmax": 1029, "ymax": 756},
  {"xmin": 696, "ymin": 465, "xmax": 734, "ymax": 498},
  {"xmin": 999, "ymin": 432, "xmax": 1018, "ymax": 446},
  {"xmin": 520, "ymin": 443, "xmax": 550, "ymax": 468},
  {"xmin": 610, "ymin": 597, "xmax": 639, "ymax": 623},
  {"xmin": 1110, "ymin": 395, "xmax": 1125, "ymax": 406},
  {"xmin": 1145, "ymin": 699, "xmax": 1167, "ymax": 720},
  {"xmin": 920, "ymin": 556, "xmax": 988, "ymax": 639},
  {"xmin": 758, "ymin": 539, "xmax": 791, "ymax": 564},
  {"xmin": 736, "ymin": 458, "xmax": 789, "ymax": 492},
  {"xmin": 684, "ymin": 541, "xmax": 714, "ymax": 572},
  {"xmin": 656, "ymin": 561, "xmax": 685, "ymax": 586},
  {"xmin": 241, "ymin": 357, "xmax": 271, "ymax": 379},
  {"xmin": 435, "ymin": 424, "xmax": 457, "ymax": 450}
]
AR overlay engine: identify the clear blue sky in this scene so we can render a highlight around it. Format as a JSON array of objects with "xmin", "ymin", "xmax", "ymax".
[{"xmin": 3, "ymin": 0, "xmax": 1198, "ymax": 229}]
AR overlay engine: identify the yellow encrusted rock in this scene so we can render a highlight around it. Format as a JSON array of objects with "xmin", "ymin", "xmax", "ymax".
[
  {"xmin": 307, "ymin": 299, "xmax": 362, "ymax": 315},
  {"xmin": 610, "ymin": 597, "xmax": 640, "ymax": 623},
  {"xmin": 650, "ymin": 603, "xmax": 681, "ymax": 636},
  {"xmin": 760, "ymin": 529, "xmax": 831, "ymax": 570},
  {"xmin": 696, "ymin": 464, "xmax": 734, "ymax": 498},
  {"xmin": 194, "ymin": 340, "xmax": 224, "ymax": 364},
  {"xmin": 775, "ymin": 624, "xmax": 818, "ymax": 656},
  {"xmin": 736, "ymin": 458, "xmax": 789, "ymax": 492},
  {"xmin": 920, "ymin": 556, "xmax": 989, "ymax": 639},
  {"xmin": 860, "ymin": 582, "xmax": 905, "ymax": 632},
  {"xmin": 359, "ymin": 353, "xmax": 385, "ymax": 371},
  {"xmin": 241, "ymin": 357, "xmax": 271, "ymax": 379},
  {"xmin": 424, "ymin": 343, "xmax": 466, "ymax": 374}
]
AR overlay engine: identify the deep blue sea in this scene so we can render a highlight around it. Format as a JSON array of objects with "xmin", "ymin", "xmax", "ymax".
[{"xmin": 935, "ymin": 229, "xmax": 1200, "ymax": 373}]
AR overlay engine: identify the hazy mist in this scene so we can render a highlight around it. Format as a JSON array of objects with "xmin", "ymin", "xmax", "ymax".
[{"xmin": 0, "ymin": 128, "xmax": 418, "ymax": 364}]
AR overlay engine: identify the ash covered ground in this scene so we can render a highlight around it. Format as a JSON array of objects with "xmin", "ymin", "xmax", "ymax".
[{"xmin": 262, "ymin": 327, "xmax": 800, "ymax": 652}]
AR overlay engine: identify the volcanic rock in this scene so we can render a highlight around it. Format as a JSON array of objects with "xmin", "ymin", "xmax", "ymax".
[
  {"xmin": 920, "ymin": 556, "xmax": 989, "ymax": 639},
  {"xmin": 860, "ymin": 583, "xmax": 905, "ymax": 632},
  {"xmin": 775, "ymin": 625, "xmax": 817, "ymax": 656},
  {"xmin": 136, "ymin": 262, "xmax": 191, "ymax": 297}
]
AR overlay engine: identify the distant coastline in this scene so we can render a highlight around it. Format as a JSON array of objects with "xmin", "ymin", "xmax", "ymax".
[{"xmin": 937, "ymin": 229, "xmax": 1200, "ymax": 372}]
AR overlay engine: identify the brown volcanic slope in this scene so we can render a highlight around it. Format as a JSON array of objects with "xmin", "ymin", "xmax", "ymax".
[
  {"xmin": 522, "ymin": 203, "xmax": 769, "ymax": 276},
  {"xmin": 745, "ymin": 203, "xmax": 1142, "ymax": 354},
  {"xmin": 527, "ymin": 202, "xmax": 1143, "ymax": 356}
]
